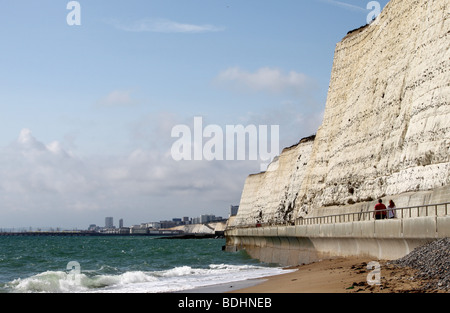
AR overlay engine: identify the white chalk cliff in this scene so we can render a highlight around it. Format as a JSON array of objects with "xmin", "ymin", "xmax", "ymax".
[{"xmin": 229, "ymin": 0, "xmax": 450, "ymax": 227}]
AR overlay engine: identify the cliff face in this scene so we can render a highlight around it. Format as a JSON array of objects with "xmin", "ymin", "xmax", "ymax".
[
  {"xmin": 234, "ymin": 137, "xmax": 315, "ymax": 225},
  {"xmin": 230, "ymin": 0, "xmax": 449, "ymax": 227}
]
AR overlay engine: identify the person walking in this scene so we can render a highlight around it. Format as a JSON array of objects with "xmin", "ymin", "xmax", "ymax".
[
  {"xmin": 387, "ymin": 200, "xmax": 397, "ymax": 219},
  {"xmin": 374, "ymin": 199, "xmax": 387, "ymax": 220}
]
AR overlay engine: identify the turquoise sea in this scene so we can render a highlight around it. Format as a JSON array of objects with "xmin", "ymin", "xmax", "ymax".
[{"xmin": 0, "ymin": 236, "xmax": 285, "ymax": 293}]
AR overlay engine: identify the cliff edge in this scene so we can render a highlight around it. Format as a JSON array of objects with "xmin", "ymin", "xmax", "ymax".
[{"xmin": 229, "ymin": 0, "xmax": 449, "ymax": 227}]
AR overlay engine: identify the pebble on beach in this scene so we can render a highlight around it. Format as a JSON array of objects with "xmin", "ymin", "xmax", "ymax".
[{"xmin": 389, "ymin": 238, "xmax": 450, "ymax": 291}]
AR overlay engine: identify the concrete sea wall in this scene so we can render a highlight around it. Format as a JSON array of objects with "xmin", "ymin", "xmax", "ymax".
[
  {"xmin": 226, "ymin": 190, "xmax": 450, "ymax": 266},
  {"xmin": 226, "ymin": 214, "xmax": 450, "ymax": 266},
  {"xmin": 225, "ymin": 178, "xmax": 450, "ymax": 268}
]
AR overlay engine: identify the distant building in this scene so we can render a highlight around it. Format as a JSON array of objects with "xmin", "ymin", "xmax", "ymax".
[
  {"xmin": 105, "ymin": 217, "xmax": 114, "ymax": 228},
  {"xmin": 118, "ymin": 227, "xmax": 130, "ymax": 234},
  {"xmin": 230, "ymin": 205, "xmax": 239, "ymax": 217},
  {"xmin": 119, "ymin": 218, "xmax": 123, "ymax": 228},
  {"xmin": 200, "ymin": 214, "xmax": 216, "ymax": 223},
  {"xmin": 102, "ymin": 227, "xmax": 130, "ymax": 235},
  {"xmin": 130, "ymin": 225, "xmax": 148, "ymax": 235},
  {"xmin": 160, "ymin": 220, "xmax": 176, "ymax": 229},
  {"xmin": 146, "ymin": 222, "xmax": 161, "ymax": 229}
]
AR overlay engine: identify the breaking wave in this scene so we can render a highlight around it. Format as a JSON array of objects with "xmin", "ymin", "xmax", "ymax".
[{"xmin": 5, "ymin": 264, "xmax": 289, "ymax": 293}]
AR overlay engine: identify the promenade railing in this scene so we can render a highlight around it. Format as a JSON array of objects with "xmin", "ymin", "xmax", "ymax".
[
  {"xmin": 297, "ymin": 202, "xmax": 449, "ymax": 225},
  {"xmin": 227, "ymin": 202, "xmax": 450, "ymax": 229}
]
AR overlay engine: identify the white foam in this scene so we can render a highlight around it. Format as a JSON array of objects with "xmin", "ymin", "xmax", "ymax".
[{"xmin": 6, "ymin": 264, "xmax": 290, "ymax": 293}]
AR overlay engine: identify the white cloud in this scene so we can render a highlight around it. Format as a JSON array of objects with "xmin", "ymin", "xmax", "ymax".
[
  {"xmin": 3, "ymin": 130, "xmax": 89, "ymax": 194},
  {"xmin": 97, "ymin": 89, "xmax": 140, "ymax": 107},
  {"xmin": 46, "ymin": 141, "xmax": 69, "ymax": 156},
  {"xmin": 215, "ymin": 67, "xmax": 314, "ymax": 95},
  {"xmin": 238, "ymin": 102, "xmax": 324, "ymax": 150},
  {"xmin": 319, "ymin": 0, "xmax": 366, "ymax": 12},
  {"xmin": 111, "ymin": 18, "xmax": 225, "ymax": 33},
  {"xmin": 17, "ymin": 128, "xmax": 46, "ymax": 151}
]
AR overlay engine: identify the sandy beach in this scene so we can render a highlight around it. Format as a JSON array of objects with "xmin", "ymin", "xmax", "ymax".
[
  {"xmin": 178, "ymin": 239, "xmax": 449, "ymax": 294},
  {"xmin": 225, "ymin": 257, "xmax": 446, "ymax": 293}
]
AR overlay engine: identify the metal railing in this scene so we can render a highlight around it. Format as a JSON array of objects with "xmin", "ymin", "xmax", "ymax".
[
  {"xmin": 295, "ymin": 202, "xmax": 449, "ymax": 226},
  {"xmin": 227, "ymin": 202, "xmax": 450, "ymax": 229}
]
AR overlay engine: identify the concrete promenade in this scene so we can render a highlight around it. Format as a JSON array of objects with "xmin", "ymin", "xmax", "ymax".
[{"xmin": 225, "ymin": 203, "xmax": 450, "ymax": 266}]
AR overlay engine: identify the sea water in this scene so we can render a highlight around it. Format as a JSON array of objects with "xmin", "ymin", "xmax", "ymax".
[{"xmin": 0, "ymin": 236, "xmax": 285, "ymax": 293}]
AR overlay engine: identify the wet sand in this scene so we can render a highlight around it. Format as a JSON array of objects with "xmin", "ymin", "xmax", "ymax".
[{"xmin": 178, "ymin": 278, "xmax": 268, "ymax": 293}]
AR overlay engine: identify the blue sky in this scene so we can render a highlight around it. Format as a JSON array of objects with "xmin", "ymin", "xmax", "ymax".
[{"xmin": 0, "ymin": 0, "xmax": 389, "ymax": 229}]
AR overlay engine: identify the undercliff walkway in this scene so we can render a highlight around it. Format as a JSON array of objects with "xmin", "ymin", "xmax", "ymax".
[
  {"xmin": 295, "ymin": 202, "xmax": 449, "ymax": 226},
  {"xmin": 225, "ymin": 202, "xmax": 450, "ymax": 265},
  {"xmin": 227, "ymin": 202, "xmax": 449, "ymax": 228}
]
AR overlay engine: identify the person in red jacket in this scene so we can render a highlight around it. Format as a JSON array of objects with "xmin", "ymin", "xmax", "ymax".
[{"xmin": 374, "ymin": 199, "xmax": 387, "ymax": 219}]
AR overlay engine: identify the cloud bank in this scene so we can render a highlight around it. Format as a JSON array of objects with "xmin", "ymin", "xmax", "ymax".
[
  {"xmin": 111, "ymin": 18, "xmax": 225, "ymax": 33},
  {"xmin": 97, "ymin": 89, "xmax": 140, "ymax": 107},
  {"xmin": 215, "ymin": 67, "xmax": 315, "ymax": 96},
  {"xmin": 319, "ymin": 0, "xmax": 366, "ymax": 12}
]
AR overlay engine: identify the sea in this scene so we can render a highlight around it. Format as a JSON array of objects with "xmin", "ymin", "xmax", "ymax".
[{"xmin": 0, "ymin": 235, "xmax": 287, "ymax": 293}]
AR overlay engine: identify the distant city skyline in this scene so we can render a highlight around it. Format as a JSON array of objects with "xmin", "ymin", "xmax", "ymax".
[
  {"xmin": 0, "ymin": 1, "xmax": 389, "ymax": 229},
  {"xmin": 98, "ymin": 211, "xmax": 227, "ymax": 230}
]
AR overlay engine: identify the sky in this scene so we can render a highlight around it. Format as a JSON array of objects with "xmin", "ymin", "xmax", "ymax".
[{"xmin": 0, "ymin": 0, "xmax": 389, "ymax": 230}]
